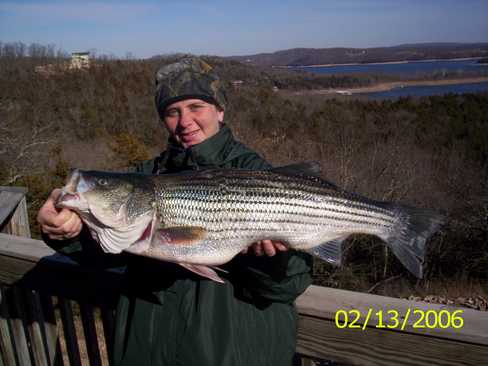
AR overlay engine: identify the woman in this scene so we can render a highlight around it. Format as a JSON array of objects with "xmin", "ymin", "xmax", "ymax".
[{"xmin": 38, "ymin": 57, "xmax": 312, "ymax": 366}]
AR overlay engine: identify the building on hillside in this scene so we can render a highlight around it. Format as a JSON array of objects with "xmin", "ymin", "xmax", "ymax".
[
  {"xmin": 34, "ymin": 64, "xmax": 56, "ymax": 76},
  {"xmin": 71, "ymin": 52, "xmax": 90, "ymax": 69},
  {"xmin": 35, "ymin": 52, "xmax": 91, "ymax": 76}
]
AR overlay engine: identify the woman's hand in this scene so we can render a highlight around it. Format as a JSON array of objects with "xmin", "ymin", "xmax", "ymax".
[
  {"xmin": 242, "ymin": 240, "xmax": 288, "ymax": 257},
  {"xmin": 37, "ymin": 188, "xmax": 83, "ymax": 240}
]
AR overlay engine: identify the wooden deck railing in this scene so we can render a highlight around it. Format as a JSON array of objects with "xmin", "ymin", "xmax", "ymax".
[{"xmin": 1, "ymin": 187, "xmax": 488, "ymax": 366}]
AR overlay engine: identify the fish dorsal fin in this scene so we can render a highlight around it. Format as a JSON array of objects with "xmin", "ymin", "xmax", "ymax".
[
  {"xmin": 306, "ymin": 236, "xmax": 347, "ymax": 266},
  {"xmin": 179, "ymin": 263, "xmax": 225, "ymax": 283},
  {"xmin": 153, "ymin": 226, "xmax": 207, "ymax": 245},
  {"xmin": 271, "ymin": 161, "xmax": 321, "ymax": 177},
  {"xmin": 271, "ymin": 161, "xmax": 340, "ymax": 190}
]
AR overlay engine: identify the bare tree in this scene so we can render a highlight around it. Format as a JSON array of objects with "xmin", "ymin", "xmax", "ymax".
[{"xmin": 0, "ymin": 120, "xmax": 54, "ymax": 185}]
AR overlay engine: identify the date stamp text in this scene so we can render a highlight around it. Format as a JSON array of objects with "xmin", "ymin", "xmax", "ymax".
[{"xmin": 335, "ymin": 309, "xmax": 464, "ymax": 330}]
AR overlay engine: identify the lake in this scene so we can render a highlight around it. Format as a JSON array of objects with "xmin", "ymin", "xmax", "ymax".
[
  {"xmin": 296, "ymin": 59, "xmax": 488, "ymax": 76},
  {"xmin": 361, "ymin": 81, "xmax": 488, "ymax": 99},
  {"xmin": 292, "ymin": 59, "xmax": 488, "ymax": 97}
]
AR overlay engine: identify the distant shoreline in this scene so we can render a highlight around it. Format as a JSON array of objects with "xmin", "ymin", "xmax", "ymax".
[
  {"xmin": 287, "ymin": 76, "xmax": 488, "ymax": 96},
  {"xmin": 275, "ymin": 57, "xmax": 485, "ymax": 69}
]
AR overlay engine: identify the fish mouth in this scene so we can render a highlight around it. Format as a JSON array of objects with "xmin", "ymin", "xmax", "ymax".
[{"xmin": 56, "ymin": 169, "xmax": 93, "ymax": 210}]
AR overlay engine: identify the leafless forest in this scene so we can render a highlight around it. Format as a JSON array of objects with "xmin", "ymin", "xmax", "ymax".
[{"xmin": 1, "ymin": 46, "xmax": 486, "ymax": 299}]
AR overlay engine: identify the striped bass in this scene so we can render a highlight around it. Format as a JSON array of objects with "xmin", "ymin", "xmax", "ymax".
[{"xmin": 56, "ymin": 163, "xmax": 444, "ymax": 282}]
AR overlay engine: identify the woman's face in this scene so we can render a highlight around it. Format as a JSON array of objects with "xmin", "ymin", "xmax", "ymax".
[{"xmin": 163, "ymin": 98, "xmax": 224, "ymax": 148}]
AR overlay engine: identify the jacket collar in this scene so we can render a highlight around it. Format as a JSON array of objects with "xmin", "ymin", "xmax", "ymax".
[{"xmin": 163, "ymin": 124, "xmax": 240, "ymax": 171}]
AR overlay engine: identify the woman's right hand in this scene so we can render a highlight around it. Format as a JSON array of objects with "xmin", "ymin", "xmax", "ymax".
[{"xmin": 37, "ymin": 188, "xmax": 83, "ymax": 240}]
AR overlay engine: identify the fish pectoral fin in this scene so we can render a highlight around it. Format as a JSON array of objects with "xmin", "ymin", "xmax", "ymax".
[
  {"xmin": 211, "ymin": 266, "xmax": 228, "ymax": 273},
  {"xmin": 179, "ymin": 263, "xmax": 225, "ymax": 283},
  {"xmin": 153, "ymin": 226, "xmax": 207, "ymax": 245},
  {"xmin": 306, "ymin": 236, "xmax": 347, "ymax": 266}
]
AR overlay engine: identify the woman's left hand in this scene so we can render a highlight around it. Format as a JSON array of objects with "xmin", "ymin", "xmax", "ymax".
[{"xmin": 242, "ymin": 240, "xmax": 288, "ymax": 256}]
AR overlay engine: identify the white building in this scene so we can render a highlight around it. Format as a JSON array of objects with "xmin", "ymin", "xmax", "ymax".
[{"xmin": 70, "ymin": 52, "xmax": 90, "ymax": 69}]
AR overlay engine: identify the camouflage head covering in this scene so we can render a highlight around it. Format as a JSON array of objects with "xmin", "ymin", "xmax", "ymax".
[{"xmin": 154, "ymin": 57, "xmax": 227, "ymax": 118}]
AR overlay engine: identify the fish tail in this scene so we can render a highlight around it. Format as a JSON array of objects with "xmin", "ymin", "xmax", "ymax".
[{"xmin": 379, "ymin": 204, "xmax": 444, "ymax": 278}]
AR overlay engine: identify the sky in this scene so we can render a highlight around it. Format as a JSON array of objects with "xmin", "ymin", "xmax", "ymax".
[{"xmin": 1, "ymin": 0, "xmax": 488, "ymax": 58}]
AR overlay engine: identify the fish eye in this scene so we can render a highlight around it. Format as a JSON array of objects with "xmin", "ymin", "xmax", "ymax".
[{"xmin": 98, "ymin": 178, "xmax": 108, "ymax": 186}]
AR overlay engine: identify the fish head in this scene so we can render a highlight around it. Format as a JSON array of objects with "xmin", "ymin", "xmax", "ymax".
[{"xmin": 57, "ymin": 169, "xmax": 154, "ymax": 229}]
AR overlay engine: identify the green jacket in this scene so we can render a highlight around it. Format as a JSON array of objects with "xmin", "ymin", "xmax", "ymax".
[{"xmin": 45, "ymin": 125, "xmax": 312, "ymax": 366}]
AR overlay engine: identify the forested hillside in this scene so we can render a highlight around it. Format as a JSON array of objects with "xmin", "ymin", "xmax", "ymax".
[
  {"xmin": 1, "ymin": 54, "xmax": 486, "ymax": 297},
  {"xmin": 228, "ymin": 42, "xmax": 488, "ymax": 66}
]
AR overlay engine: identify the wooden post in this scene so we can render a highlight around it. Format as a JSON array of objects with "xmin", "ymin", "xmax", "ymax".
[
  {"xmin": 101, "ymin": 307, "xmax": 115, "ymax": 364},
  {"xmin": 24, "ymin": 289, "xmax": 49, "ymax": 366},
  {"xmin": 0, "ymin": 286, "xmax": 16, "ymax": 366},
  {"xmin": 80, "ymin": 302, "xmax": 102, "ymax": 366},
  {"xmin": 58, "ymin": 298, "xmax": 82, "ymax": 366},
  {"xmin": 0, "ymin": 187, "xmax": 31, "ymax": 238},
  {"xmin": 39, "ymin": 293, "xmax": 62, "ymax": 366},
  {"xmin": 9, "ymin": 287, "xmax": 32, "ymax": 366}
]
